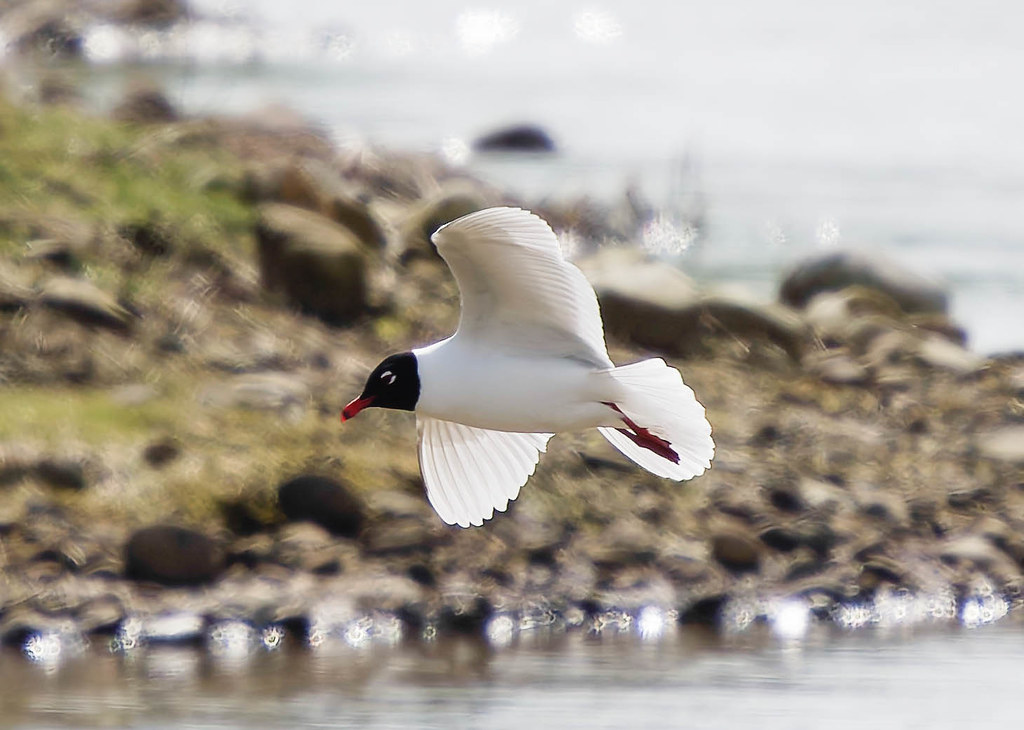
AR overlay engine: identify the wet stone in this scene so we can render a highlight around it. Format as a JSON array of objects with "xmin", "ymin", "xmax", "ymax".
[
  {"xmin": 758, "ymin": 525, "xmax": 803, "ymax": 553},
  {"xmin": 124, "ymin": 525, "xmax": 227, "ymax": 586},
  {"xmin": 277, "ymin": 474, "xmax": 366, "ymax": 538},
  {"xmin": 710, "ymin": 530, "xmax": 762, "ymax": 574}
]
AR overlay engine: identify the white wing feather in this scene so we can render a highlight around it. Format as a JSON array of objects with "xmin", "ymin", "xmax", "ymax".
[
  {"xmin": 417, "ymin": 416, "xmax": 553, "ymax": 528},
  {"xmin": 431, "ymin": 207, "xmax": 613, "ymax": 368}
]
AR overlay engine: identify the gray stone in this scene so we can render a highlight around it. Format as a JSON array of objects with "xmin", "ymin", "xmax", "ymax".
[
  {"xmin": 583, "ymin": 250, "xmax": 807, "ymax": 359},
  {"xmin": 38, "ymin": 276, "xmax": 134, "ymax": 333},
  {"xmin": 781, "ymin": 250, "xmax": 949, "ymax": 315},
  {"xmin": 914, "ymin": 335, "xmax": 986, "ymax": 375},
  {"xmin": 974, "ymin": 426, "xmax": 1024, "ymax": 464},
  {"xmin": 255, "ymin": 203, "xmax": 369, "ymax": 324}
]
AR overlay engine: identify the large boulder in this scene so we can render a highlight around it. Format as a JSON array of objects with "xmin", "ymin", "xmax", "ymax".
[
  {"xmin": 255, "ymin": 203, "xmax": 370, "ymax": 324},
  {"xmin": 582, "ymin": 249, "xmax": 808, "ymax": 360},
  {"xmin": 780, "ymin": 250, "xmax": 949, "ymax": 315}
]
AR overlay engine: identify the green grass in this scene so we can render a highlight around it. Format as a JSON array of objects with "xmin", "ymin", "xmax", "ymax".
[{"xmin": 0, "ymin": 93, "xmax": 255, "ymax": 258}]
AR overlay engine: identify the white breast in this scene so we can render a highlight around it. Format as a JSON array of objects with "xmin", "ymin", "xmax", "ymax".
[{"xmin": 413, "ymin": 338, "xmax": 621, "ymax": 433}]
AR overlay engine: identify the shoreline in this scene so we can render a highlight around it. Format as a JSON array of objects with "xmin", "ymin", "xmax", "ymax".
[{"xmin": 2, "ymin": 47, "xmax": 1024, "ymax": 658}]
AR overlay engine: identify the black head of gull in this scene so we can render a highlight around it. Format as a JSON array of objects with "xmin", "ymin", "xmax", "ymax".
[{"xmin": 342, "ymin": 351, "xmax": 420, "ymax": 420}]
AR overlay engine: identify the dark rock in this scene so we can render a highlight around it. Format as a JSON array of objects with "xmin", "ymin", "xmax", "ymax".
[
  {"xmin": 38, "ymin": 276, "xmax": 134, "ymax": 334},
  {"xmin": 438, "ymin": 596, "xmax": 492, "ymax": 635},
  {"xmin": 124, "ymin": 525, "xmax": 227, "ymax": 586},
  {"xmin": 255, "ymin": 203, "xmax": 369, "ymax": 325},
  {"xmin": 277, "ymin": 474, "xmax": 366, "ymax": 538},
  {"xmin": 678, "ymin": 594, "xmax": 727, "ymax": 626},
  {"xmin": 34, "ymin": 459, "xmax": 86, "ymax": 490},
  {"xmin": 710, "ymin": 530, "xmax": 761, "ymax": 574},
  {"xmin": 112, "ymin": 83, "xmax": 179, "ymax": 124},
  {"xmin": 142, "ymin": 437, "xmax": 181, "ymax": 468},
  {"xmin": 407, "ymin": 563, "xmax": 436, "ymax": 588},
  {"xmin": 780, "ymin": 250, "xmax": 949, "ymax": 315},
  {"xmin": 3, "ymin": 0, "xmax": 84, "ymax": 59},
  {"xmin": 758, "ymin": 525, "xmax": 802, "ymax": 552},
  {"xmin": 118, "ymin": 219, "xmax": 175, "ymax": 256},
  {"xmin": 474, "ymin": 124, "xmax": 556, "ymax": 153}
]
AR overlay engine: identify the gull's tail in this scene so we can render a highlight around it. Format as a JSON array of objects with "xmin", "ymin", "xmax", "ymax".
[{"xmin": 598, "ymin": 358, "xmax": 714, "ymax": 479}]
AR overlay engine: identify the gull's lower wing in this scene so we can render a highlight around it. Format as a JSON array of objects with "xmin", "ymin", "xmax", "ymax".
[{"xmin": 417, "ymin": 416, "xmax": 553, "ymax": 528}]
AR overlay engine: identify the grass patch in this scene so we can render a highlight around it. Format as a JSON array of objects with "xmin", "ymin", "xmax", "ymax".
[{"xmin": 0, "ymin": 93, "xmax": 255, "ymax": 259}]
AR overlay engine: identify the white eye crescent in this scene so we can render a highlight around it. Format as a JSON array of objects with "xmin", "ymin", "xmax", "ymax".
[{"xmin": 380, "ymin": 370, "xmax": 397, "ymax": 385}]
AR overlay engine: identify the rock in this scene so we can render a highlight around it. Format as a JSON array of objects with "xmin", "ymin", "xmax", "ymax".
[
  {"xmin": 34, "ymin": 458, "xmax": 86, "ymax": 490},
  {"xmin": 324, "ymin": 193, "xmax": 388, "ymax": 250},
  {"xmin": 112, "ymin": 83, "xmax": 179, "ymax": 124},
  {"xmin": 807, "ymin": 350, "xmax": 872, "ymax": 385},
  {"xmin": 255, "ymin": 203, "xmax": 369, "ymax": 324},
  {"xmin": 400, "ymin": 186, "xmax": 489, "ymax": 258},
  {"xmin": 38, "ymin": 276, "xmax": 134, "ymax": 334},
  {"xmin": 582, "ymin": 249, "xmax": 807, "ymax": 359},
  {"xmin": 757, "ymin": 525, "xmax": 802, "ymax": 552},
  {"xmin": 939, "ymin": 535, "xmax": 1017, "ymax": 574},
  {"xmin": 780, "ymin": 250, "xmax": 949, "ymax": 315},
  {"xmin": 208, "ymin": 372, "xmax": 309, "ymax": 415},
  {"xmin": 117, "ymin": 218, "xmax": 175, "ymax": 256},
  {"xmin": 914, "ymin": 335, "xmax": 986, "ymax": 375},
  {"xmin": 124, "ymin": 525, "xmax": 227, "ymax": 586},
  {"xmin": 361, "ymin": 518, "xmax": 444, "ymax": 555},
  {"xmin": 2, "ymin": 0, "xmax": 84, "ymax": 59},
  {"xmin": 473, "ymin": 124, "xmax": 556, "ymax": 153},
  {"xmin": 710, "ymin": 529, "xmax": 761, "ymax": 574},
  {"xmin": 104, "ymin": 0, "xmax": 189, "ymax": 28},
  {"xmin": 142, "ymin": 436, "xmax": 181, "ymax": 467},
  {"xmin": 974, "ymin": 426, "xmax": 1024, "ymax": 464},
  {"xmin": 277, "ymin": 474, "xmax": 367, "ymax": 538}
]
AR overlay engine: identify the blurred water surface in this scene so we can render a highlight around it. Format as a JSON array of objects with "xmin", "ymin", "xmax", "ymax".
[{"xmin": 2, "ymin": 624, "xmax": 1022, "ymax": 729}]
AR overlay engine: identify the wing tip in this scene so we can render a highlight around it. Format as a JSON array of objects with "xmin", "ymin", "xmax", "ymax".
[{"xmin": 431, "ymin": 206, "xmax": 550, "ymax": 247}]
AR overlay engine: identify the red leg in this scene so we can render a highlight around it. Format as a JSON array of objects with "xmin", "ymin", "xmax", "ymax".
[{"xmin": 603, "ymin": 403, "xmax": 680, "ymax": 464}]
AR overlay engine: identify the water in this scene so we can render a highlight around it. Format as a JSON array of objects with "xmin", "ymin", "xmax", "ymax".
[{"xmin": 2, "ymin": 624, "xmax": 1022, "ymax": 729}]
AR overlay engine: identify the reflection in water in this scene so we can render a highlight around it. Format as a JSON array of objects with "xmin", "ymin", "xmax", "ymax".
[{"xmin": 2, "ymin": 622, "xmax": 1023, "ymax": 729}]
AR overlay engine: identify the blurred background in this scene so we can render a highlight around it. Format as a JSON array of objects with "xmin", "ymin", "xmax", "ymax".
[{"xmin": 18, "ymin": 0, "xmax": 1022, "ymax": 352}]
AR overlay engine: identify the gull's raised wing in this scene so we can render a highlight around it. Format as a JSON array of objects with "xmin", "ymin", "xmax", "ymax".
[
  {"xmin": 417, "ymin": 416, "xmax": 553, "ymax": 528},
  {"xmin": 430, "ymin": 207, "xmax": 613, "ymax": 367}
]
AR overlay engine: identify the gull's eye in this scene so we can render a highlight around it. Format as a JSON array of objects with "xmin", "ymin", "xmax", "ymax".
[{"xmin": 380, "ymin": 370, "xmax": 397, "ymax": 385}]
